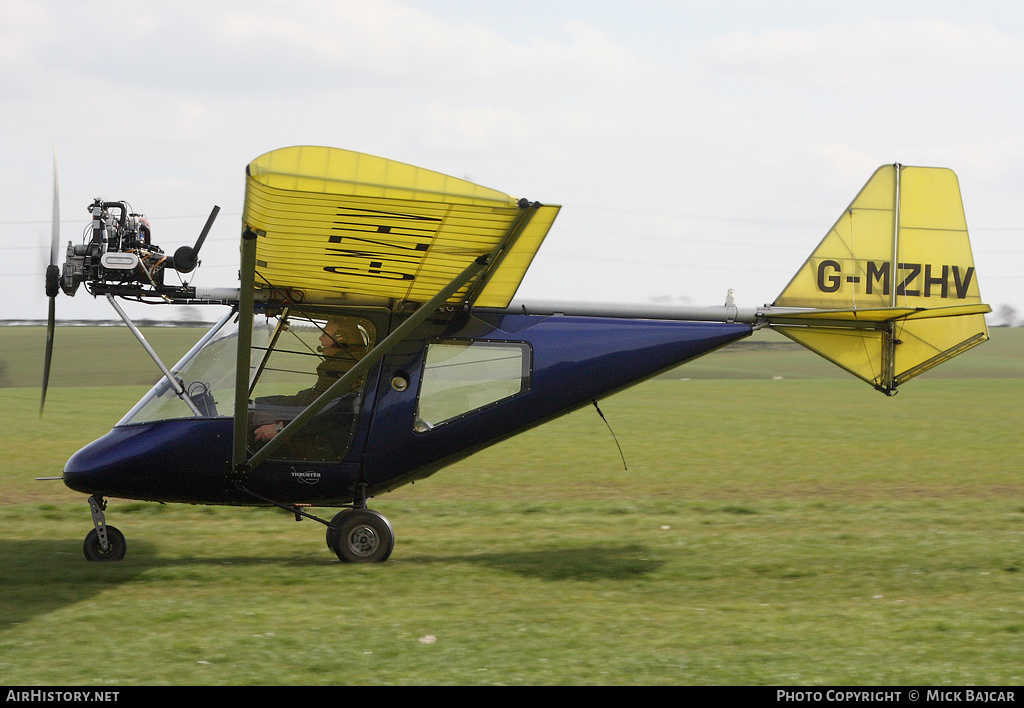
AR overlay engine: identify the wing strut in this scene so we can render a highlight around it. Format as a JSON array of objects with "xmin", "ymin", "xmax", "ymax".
[
  {"xmin": 230, "ymin": 242, "xmax": 492, "ymax": 477},
  {"xmin": 106, "ymin": 294, "xmax": 204, "ymax": 416}
]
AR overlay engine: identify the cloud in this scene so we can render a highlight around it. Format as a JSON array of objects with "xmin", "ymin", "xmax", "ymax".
[
  {"xmin": 1, "ymin": 2, "xmax": 1020, "ymax": 320},
  {"xmin": 692, "ymin": 17, "xmax": 1024, "ymax": 89},
  {"xmin": 4, "ymin": 1, "xmax": 656, "ymax": 99}
]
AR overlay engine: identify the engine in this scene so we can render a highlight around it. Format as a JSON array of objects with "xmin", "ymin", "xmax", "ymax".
[{"xmin": 55, "ymin": 199, "xmax": 213, "ymax": 300}]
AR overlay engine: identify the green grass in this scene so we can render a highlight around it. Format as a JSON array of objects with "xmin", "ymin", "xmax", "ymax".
[{"xmin": 0, "ymin": 326, "xmax": 1022, "ymax": 685}]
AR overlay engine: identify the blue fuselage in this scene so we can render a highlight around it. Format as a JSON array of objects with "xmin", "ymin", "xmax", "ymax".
[{"xmin": 64, "ymin": 309, "xmax": 751, "ymax": 507}]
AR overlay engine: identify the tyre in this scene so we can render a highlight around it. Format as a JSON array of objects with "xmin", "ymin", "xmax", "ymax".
[
  {"xmin": 329, "ymin": 509, "xmax": 394, "ymax": 563},
  {"xmin": 83, "ymin": 526, "xmax": 127, "ymax": 562}
]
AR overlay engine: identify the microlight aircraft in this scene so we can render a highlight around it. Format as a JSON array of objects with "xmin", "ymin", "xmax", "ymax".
[{"xmin": 41, "ymin": 146, "xmax": 990, "ymax": 562}]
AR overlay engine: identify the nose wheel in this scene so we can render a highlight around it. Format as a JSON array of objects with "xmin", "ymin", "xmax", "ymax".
[{"xmin": 83, "ymin": 495, "xmax": 127, "ymax": 561}]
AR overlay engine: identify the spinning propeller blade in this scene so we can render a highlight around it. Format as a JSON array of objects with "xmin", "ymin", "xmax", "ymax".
[{"xmin": 41, "ymin": 150, "xmax": 60, "ymax": 415}]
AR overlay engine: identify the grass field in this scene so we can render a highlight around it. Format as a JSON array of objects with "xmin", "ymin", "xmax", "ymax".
[{"xmin": 1, "ymin": 325, "xmax": 1022, "ymax": 685}]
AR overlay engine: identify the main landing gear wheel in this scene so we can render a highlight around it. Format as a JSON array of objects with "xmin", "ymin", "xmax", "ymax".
[
  {"xmin": 327, "ymin": 509, "xmax": 394, "ymax": 563},
  {"xmin": 83, "ymin": 526, "xmax": 127, "ymax": 561}
]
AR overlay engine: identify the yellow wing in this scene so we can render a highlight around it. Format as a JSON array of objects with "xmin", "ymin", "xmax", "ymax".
[{"xmin": 242, "ymin": 146, "xmax": 560, "ymax": 307}]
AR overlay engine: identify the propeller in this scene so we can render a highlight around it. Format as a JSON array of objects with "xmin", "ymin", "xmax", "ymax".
[
  {"xmin": 172, "ymin": 204, "xmax": 220, "ymax": 274},
  {"xmin": 41, "ymin": 150, "xmax": 61, "ymax": 416}
]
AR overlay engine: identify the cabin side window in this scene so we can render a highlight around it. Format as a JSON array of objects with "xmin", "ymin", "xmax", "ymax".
[{"xmin": 414, "ymin": 340, "xmax": 531, "ymax": 432}]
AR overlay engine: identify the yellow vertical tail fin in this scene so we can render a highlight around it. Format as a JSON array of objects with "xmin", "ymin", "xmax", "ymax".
[{"xmin": 768, "ymin": 164, "xmax": 989, "ymax": 394}]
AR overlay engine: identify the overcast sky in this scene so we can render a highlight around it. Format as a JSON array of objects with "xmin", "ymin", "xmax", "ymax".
[{"xmin": 2, "ymin": 0, "xmax": 1022, "ymax": 323}]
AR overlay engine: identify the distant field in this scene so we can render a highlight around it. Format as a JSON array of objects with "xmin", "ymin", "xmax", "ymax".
[
  {"xmin": 0, "ymin": 324, "xmax": 205, "ymax": 389},
  {"xmin": 668, "ymin": 324, "xmax": 1023, "ymax": 380},
  {"xmin": 1, "ymin": 324, "xmax": 1021, "ymax": 685}
]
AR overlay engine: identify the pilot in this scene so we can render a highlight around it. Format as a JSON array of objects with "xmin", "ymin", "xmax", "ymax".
[{"xmin": 253, "ymin": 316, "xmax": 372, "ymax": 444}]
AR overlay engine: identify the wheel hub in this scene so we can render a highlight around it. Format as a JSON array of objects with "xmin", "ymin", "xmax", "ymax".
[{"xmin": 346, "ymin": 524, "xmax": 380, "ymax": 557}]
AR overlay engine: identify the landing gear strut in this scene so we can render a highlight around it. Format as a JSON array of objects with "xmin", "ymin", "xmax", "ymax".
[
  {"xmin": 83, "ymin": 495, "xmax": 127, "ymax": 561},
  {"xmin": 236, "ymin": 480, "xmax": 395, "ymax": 563}
]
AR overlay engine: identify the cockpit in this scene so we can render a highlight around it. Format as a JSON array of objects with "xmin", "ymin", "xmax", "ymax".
[{"xmin": 117, "ymin": 309, "xmax": 380, "ymax": 463}]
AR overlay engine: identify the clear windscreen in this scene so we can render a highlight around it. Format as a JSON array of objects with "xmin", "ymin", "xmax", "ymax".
[{"xmin": 118, "ymin": 316, "xmax": 243, "ymax": 426}]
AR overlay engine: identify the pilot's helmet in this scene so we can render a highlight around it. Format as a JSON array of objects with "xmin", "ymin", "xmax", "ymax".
[{"xmin": 324, "ymin": 317, "xmax": 372, "ymax": 348}]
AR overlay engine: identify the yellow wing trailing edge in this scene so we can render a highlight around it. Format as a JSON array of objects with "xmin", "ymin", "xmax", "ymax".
[
  {"xmin": 241, "ymin": 146, "xmax": 560, "ymax": 307},
  {"xmin": 769, "ymin": 164, "xmax": 990, "ymax": 394}
]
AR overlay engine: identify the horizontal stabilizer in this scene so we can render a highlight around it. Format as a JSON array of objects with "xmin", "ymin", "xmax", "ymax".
[
  {"xmin": 765, "ymin": 302, "xmax": 991, "ymax": 325},
  {"xmin": 769, "ymin": 164, "xmax": 989, "ymax": 394}
]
